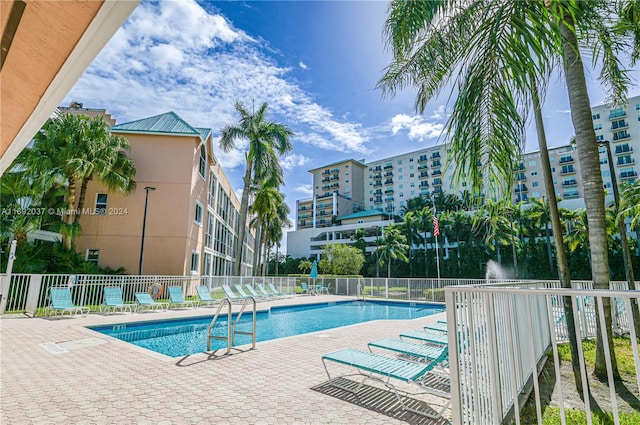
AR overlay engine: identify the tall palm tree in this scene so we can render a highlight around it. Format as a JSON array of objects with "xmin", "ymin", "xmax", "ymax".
[
  {"xmin": 528, "ymin": 197, "xmax": 555, "ymax": 272},
  {"xmin": 13, "ymin": 113, "xmax": 136, "ymax": 249},
  {"xmin": 219, "ymin": 101, "xmax": 293, "ymax": 276},
  {"xmin": 73, "ymin": 116, "xmax": 136, "ymax": 224},
  {"xmin": 402, "ymin": 211, "xmax": 422, "ymax": 277},
  {"xmin": 379, "ymin": 0, "xmax": 635, "ymax": 377},
  {"xmin": 375, "ymin": 223, "xmax": 409, "ymax": 278}
]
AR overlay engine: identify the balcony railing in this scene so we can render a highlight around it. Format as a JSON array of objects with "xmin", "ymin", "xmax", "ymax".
[
  {"xmin": 615, "ymin": 146, "xmax": 632, "ymax": 154},
  {"xmin": 609, "ymin": 109, "xmax": 626, "ymax": 119},
  {"xmin": 562, "ymin": 179, "xmax": 578, "ymax": 186},
  {"xmin": 559, "ymin": 157, "xmax": 574, "ymax": 164},
  {"xmin": 617, "ymin": 158, "xmax": 635, "ymax": 166},
  {"xmin": 620, "ymin": 171, "xmax": 638, "ymax": 179}
]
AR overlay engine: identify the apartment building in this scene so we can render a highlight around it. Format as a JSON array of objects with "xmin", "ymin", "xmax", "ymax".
[
  {"xmin": 71, "ymin": 109, "xmax": 254, "ymax": 276},
  {"xmin": 287, "ymin": 95, "xmax": 640, "ymax": 259}
]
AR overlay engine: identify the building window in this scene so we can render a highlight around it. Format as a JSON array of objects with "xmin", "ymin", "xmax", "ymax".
[
  {"xmin": 95, "ymin": 194, "xmax": 108, "ymax": 215},
  {"xmin": 195, "ymin": 202, "xmax": 203, "ymax": 225},
  {"xmin": 191, "ymin": 251, "xmax": 200, "ymax": 274},
  {"xmin": 635, "ymin": 104, "xmax": 639, "ymax": 110},
  {"xmin": 596, "ymin": 135, "xmax": 604, "ymax": 141},
  {"xmin": 409, "ymin": 158, "xmax": 414, "ymax": 162},
  {"xmin": 199, "ymin": 146, "xmax": 207, "ymax": 179},
  {"xmin": 592, "ymin": 113, "xmax": 600, "ymax": 120},
  {"xmin": 532, "ymin": 181, "xmax": 539, "ymax": 187},
  {"xmin": 531, "ymin": 171, "xmax": 538, "ymax": 176},
  {"xmin": 594, "ymin": 124, "xmax": 602, "ymax": 130},
  {"xmin": 528, "ymin": 160, "xmax": 537, "ymax": 166},
  {"xmin": 86, "ymin": 249, "xmax": 99, "ymax": 264}
]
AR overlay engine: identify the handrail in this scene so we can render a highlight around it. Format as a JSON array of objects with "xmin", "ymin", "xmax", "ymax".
[
  {"xmin": 232, "ymin": 296, "xmax": 257, "ymax": 349},
  {"xmin": 207, "ymin": 298, "xmax": 232, "ymax": 353}
]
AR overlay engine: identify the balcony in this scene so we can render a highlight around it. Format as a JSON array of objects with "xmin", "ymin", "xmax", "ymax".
[
  {"xmin": 384, "ymin": 164, "xmax": 393, "ymax": 170},
  {"xmin": 620, "ymin": 171, "xmax": 638, "ymax": 179},
  {"xmin": 617, "ymin": 158, "xmax": 635, "ymax": 166},
  {"xmin": 431, "ymin": 153, "xmax": 441, "ymax": 159},
  {"xmin": 330, "ymin": 176, "xmax": 339, "ymax": 181},
  {"xmin": 322, "ymin": 185, "xmax": 330, "ymax": 190},
  {"xmin": 560, "ymin": 167, "xmax": 576, "ymax": 175},
  {"xmin": 515, "ymin": 194, "xmax": 529, "ymax": 203},
  {"xmin": 374, "ymin": 190, "xmax": 382, "ymax": 195},
  {"xmin": 432, "ymin": 161, "xmax": 441, "ymax": 168},
  {"xmin": 373, "ymin": 166, "xmax": 382, "ymax": 172},
  {"xmin": 322, "ymin": 177, "xmax": 330, "ymax": 182},
  {"xmin": 432, "ymin": 170, "xmax": 442, "ymax": 176},
  {"xmin": 384, "ymin": 172, "xmax": 393, "ymax": 177},
  {"xmin": 419, "ymin": 172, "xmax": 429, "ymax": 179},
  {"xmin": 385, "ymin": 188, "xmax": 394, "ymax": 194},
  {"xmin": 384, "ymin": 179, "xmax": 394, "ymax": 185},
  {"xmin": 418, "ymin": 155, "xmax": 428, "ymax": 162},
  {"xmin": 331, "ymin": 168, "xmax": 339, "ymax": 174},
  {"xmin": 433, "ymin": 179, "xmax": 442, "ymax": 186},
  {"xmin": 615, "ymin": 146, "xmax": 633, "ymax": 154},
  {"xmin": 562, "ymin": 179, "xmax": 578, "ymax": 186},
  {"xmin": 613, "ymin": 132, "xmax": 631, "ymax": 141},
  {"xmin": 419, "ymin": 182, "xmax": 429, "ymax": 188},
  {"xmin": 322, "ymin": 170, "xmax": 330, "ymax": 175},
  {"xmin": 418, "ymin": 164, "xmax": 428, "ymax": 170},
  {"xmin": 516, "ymin": 173, "xmax": 527, "ymax": 181},
  {"xmin": 515, "ymin": 185, "xmax": 528, "ymax": 193},
  {"xmin": 384, "ymin": 206, "xmax": 394, "ymax": 212},
  {"xmin": 385, "ymin": 196, "xmax": 394, "ymax": 202},
  {"xmin": 611, "ymin": 121, "xmax": 629, "ymax": 131},
  {"xmin": 330, "ymin": 183, "xmax": 339, "ymax": 189},
  {"xmin": 374, "ymin": 197, "xmax": 383, "ymax": 204},
  {"xmin": 609, "ymin": 109, "xmax": 626, "ymax": 120},
  {"xmin": 373, "ymin": 182, "xmax": 382, "ymax": 187},
  {"xmin": 559, "ymin": 156, "xmax": 574, "ymax": 164},
  {"xmin": 373, "ymin": 173, "xmax": 382, "ymax": 180},
  {"xmin": 563, "ymin": 190, "xmax": 580, "ymax": 198}
]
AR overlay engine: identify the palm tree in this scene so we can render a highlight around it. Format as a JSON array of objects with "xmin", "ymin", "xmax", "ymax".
[
  {"xmin": 528, "ymin": 197, "xmax": 555, "ymax": 273},
  {"xmin": 13, "ymin": 113, "xmax": 136, "ymax": 249},
  {"xmin": 402, "ymin": 211, "xmax": 422, "ymax": 277},
  {"xmin": 219, "ymin": 101, "xmax": 293, "ymax": 276},
  {"xmin": 379, "ymin": 0, "xmax": 635, "ymax": 377},
  {"xmin": 375, "ymin": 223, "xmax": 409, "ymax": 278},
  {"xmin": 73, "ymin": 116, "xmax": 136, "ymax": 224}
]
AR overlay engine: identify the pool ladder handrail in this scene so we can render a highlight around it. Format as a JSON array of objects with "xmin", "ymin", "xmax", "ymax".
[{"xmin": 207, "ymin": 296, "xmax": 257, "ymax": 353}]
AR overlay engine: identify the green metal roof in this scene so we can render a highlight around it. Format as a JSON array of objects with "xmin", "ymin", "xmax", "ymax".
[
  {"xmin": 195, "ymin": 127, "xmax": 212, "ymax": 142},
  {"xmin": 338, "ymin": 209, "xmax": 392, "ymax": 221},
  {"xmin": 111, "ymin": 112, "xmax": 202, "ymax": 138}
]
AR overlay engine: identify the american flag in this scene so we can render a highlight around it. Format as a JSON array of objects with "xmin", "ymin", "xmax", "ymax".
[{"xmin": 433, "ymin": 214, "xmax": 440, "ymax": 237}]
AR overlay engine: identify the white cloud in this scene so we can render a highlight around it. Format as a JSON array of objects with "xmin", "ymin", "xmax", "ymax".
[
  {"xmin": 429, "ymin": 105, "xmax": 447, "ymax": 119},
  {"xmin": 299, "ymin": 61, "xmax": 308, "ymax": 70},
  {"xmin": 281, "ymin": 154, "xmax": 310, "ymax": 170},
  {"xmin": 390, "ymin": 114, "xmax": 444, "ymax": 141},
  {"xmin": 66, "ymin": 0, "xmax": 369, "ymax": 172},
  {"xmin": 294, "ymin": 184, "xmax": 313, "ymax": 196}
]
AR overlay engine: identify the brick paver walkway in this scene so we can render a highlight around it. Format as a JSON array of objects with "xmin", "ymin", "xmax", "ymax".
[{"xmin": 0, "ymin": 295, "xmax": 449, "ymax": 424}]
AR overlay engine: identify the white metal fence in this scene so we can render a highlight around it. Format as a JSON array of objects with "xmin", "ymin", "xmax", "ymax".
[
  {"xmin": 445, "ymin": 283, "xmax": 640, "ymax": 425},
  {"xmin": 0, "ymin": 274, "xmax": 297, "ymax": 316}
]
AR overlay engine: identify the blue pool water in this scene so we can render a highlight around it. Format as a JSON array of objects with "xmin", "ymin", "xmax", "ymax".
[{"xmin": 90, "ymin": 300, "xmax": 445, "ymax": 357}]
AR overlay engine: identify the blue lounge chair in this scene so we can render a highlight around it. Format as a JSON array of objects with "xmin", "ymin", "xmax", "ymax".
[
  {"xmin": 257, "ymin": 284, "xmax": 277, "ymax": 298},
  {"xmin": 424, "ymin": 322, "xmax": 448, "ymax": 333},
  {"xmin": 268, "ymin": 283, "xmax": 289, "ymax": 297},
  {"xmin": 322, "ymin": 348, "xmax": 451, "ymax": 418},
  {"xmin": 400, "ymin": 329, "xmax": 449, "ymax": 346},
  {"xmin": 301, "ymin": 282, "xmax": 312, "ymax": 295},
  {"xmin": 368, "ymin": 338, "xmax": 448, "ymax": 364},
  {"xmin": 48, "ymin": 288, "xmax": 90, "ymax": 317},
  {"xmin": 100, "ymin": 287, "xmax": 133, "ymax": 313},
  {"xmin": 134, "ymin": 292, "xmax": 168, "ymax": 312},
  {"xmin": 195, "ymin": 286, "xmax": 218, "ymax": 307},
  {"xmin": 167, "ymin": 286, "xmax": 196, "ymax": 309},
  {"xmin": 234, "ymin": 284, "xmax": 254, "ymax": 299},
  {"xmin": 244, "ymin": 285, "xmax": 266, "ymax": 299},
  {"xmin": 221, "ymin": 284, "xmax": 245, "ymax": 302}
]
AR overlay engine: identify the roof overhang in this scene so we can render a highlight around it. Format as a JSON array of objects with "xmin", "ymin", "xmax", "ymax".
[{"xmin": 0, "ymin": 0, "xmax": 139, "ymax": 174}]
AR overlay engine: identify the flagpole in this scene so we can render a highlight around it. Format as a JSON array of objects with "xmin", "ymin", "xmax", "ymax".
[{"xmin": 435, "ymin": 217, "xmax": 441, "ymax": 285}]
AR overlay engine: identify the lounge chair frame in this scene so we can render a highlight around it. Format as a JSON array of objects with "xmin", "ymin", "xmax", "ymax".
[
  {"xmin": 100, "ymin": 286, "xmax": 133, "ymax": 314},
  {"xmin": 195, "ymin": 286, "xmax": 218, "ymax": 307},
  {"xmin": 167, "ymin": 286, "xmax": 196, "ymax": 309},
  {"xmin": 48, "ymin": 288, "xmax": 90, "ymax": 317},
  {"xmin": 134, "ymin": 292, "xmax": 168, "ymax": 312},
  {"xmin": 368, "ymin": 337, "xmax": 448, "ymax": 364},
  {"xmin": 322, "ymin": 348, "xmax": 451, "ymax": 418}
]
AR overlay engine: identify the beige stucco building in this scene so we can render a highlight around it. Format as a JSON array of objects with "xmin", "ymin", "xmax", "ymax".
[{"xmin": 73, "ymin": 110, "xmax": 253, "ymax": 276}]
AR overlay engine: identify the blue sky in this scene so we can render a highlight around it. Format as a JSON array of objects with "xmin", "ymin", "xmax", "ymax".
[{"xmin": 65, "ymin": 0, "xmax": 639, "ymax": 244}]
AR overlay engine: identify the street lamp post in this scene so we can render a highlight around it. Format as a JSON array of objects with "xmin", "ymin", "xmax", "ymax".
[{"xmin": 138, "ymin": 186, "xmax": 156, "ymax": 275}]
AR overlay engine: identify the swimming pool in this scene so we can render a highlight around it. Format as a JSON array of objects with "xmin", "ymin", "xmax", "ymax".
[{"xmin": 90, "ymin": 300, "xmax": 445, "ymax": 357}]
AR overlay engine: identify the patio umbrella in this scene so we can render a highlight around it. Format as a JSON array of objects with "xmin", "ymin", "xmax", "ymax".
[{"xmin": 310, "ymin": 260, "xmax": 318, "ymax": 279}]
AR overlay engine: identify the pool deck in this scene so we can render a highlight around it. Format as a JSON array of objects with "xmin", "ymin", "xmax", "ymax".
[{"xmin": 0, "ymin": 295, "xmax": 449, "ymax": 424}]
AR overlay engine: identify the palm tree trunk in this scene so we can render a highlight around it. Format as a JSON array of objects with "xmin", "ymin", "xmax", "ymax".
[
  {"xmin": 560, "ymin": 13, "xmax": 619, "ymax": 380},
  {"xmin": 252, "ymin": 219, "xmax": 262, "ymax": 276},
  {"xmin": 63, "ymin": 179, "xmax": 77, "ymax": 249},
  {"xmin": 533, "ymin": 83, "xmax": 583, "ymax": 393},
  {"xmin": 234, "ymin": 163, "xmax": 253, "ymax": 276},
  {"xmin": 74, "ymin": 176, "xmax": 90, "ymax": 225},
  {"xmin": 545, "ymin": 222, "xmax": 554, "ymax": 272}
]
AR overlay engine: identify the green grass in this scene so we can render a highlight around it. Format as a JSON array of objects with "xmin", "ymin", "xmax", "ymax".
[
  {"xmin": 521, "ymin": 406, "xmax": 640, "ymax": 424},
  {"xmin": 556, "ymin": 337, "xmax": 638, "ymax": 376}
]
